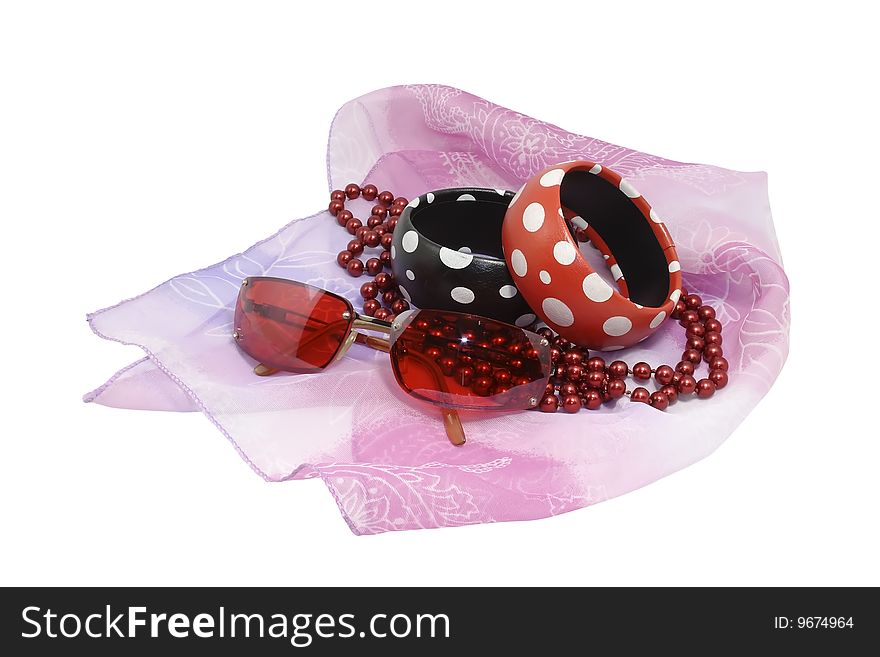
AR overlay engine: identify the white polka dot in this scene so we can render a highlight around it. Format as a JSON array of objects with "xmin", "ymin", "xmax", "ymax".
[
  {"xmin": 510, "ymin": 183, "xmax": 526, "ymax": 206},
  {"xmin": 650, "ymin": 311, "xmax": 667, "ymax": 329},
  {"xmin": 539, "ymin": 168, "xmax": 565, "ymax": 187},
  {"xmin": 603, "ymin": 345, "xmax": 625, "ymax": 351},
  {"xmin": 405, "ymin": 269, "xmax": 415, "ymax": 281},
  {"xmin": 603, "ymin": 316, "xmax": 633, "ymax": 337},
  {"xmin": 570, "ymin": 216, "xmax": 588, "ymax": 230},
  {"xmin": 458, "ymin": 246, "xmax": 472, "ymax": 254},
  {"xmin": 408, "ymin": 197, "xmax": 420, "ymax": 208},
  {"xmin": 439, "ymin": 247, "xmax": 474, "ymax": 269},
  {"xmin": 522, "ymin": 202, "xmax": 545, "ymax": 232},
  {"xmin": 495, "ymin": 188, "xmax": 506, "ymax": 195},
  {"xmin": 515, "ymin": 313, "xmax": 536, "ymax": 327},
  {"xmin": 634, "ymin": 304, "xmax": 643, "ymax": 309},
  {"xmin": 589, "ymin": 164, "xmax": 602, "ymax": 174},
  {"xmin": 450, "ymin": 286, "xmax": 475, "ymax": 304},
  {"xmin": 582, "ymin": 272, "xmax": 613, "ymax": 302},
  {"xmin": 390, "ymin": 245, "xmax": 396, "ymax": 259},
  {"xmin": 553, "ymin": 241, "xmax": 577, "ymax": 266},
  {"xmin": 499, "ymin": 285, "xmax": 518, "ymax": 298},
  {"xmin": 603, "ymin": 254, "xmax": 610, "ymax": 260},
  {"xmin": 457, "ymin": 193, "xmax": 476, "ymax": 201},
  {"xmin": 619, "ymin": 179, "xmax": 640, "ymax": 198},
  {"xmin": 539, "ymin": 270, "xmax": 551, "ymax": 284},
  {"xmin": 670, "ymin": 289, "xmax": 682, "ymax": 304},
  {"xmin": 426, "ymin": 192, "xmax": 435, "ymax": 203},
  {"xmin": 668, "ymin": 260, "xmax": 681, "ymax": 273},
  {"xmin": 649, "ymin": 208, "xmax": 662, "ymax": 223},
  {"xmin": 398, "ymin": 285, "xmax": 411, "ymax": 302},
  {"xmin": 542, "ymin": 298, "xmax": 574, "ymax": 327},
  {"xmin": 401, "ymin": 230, "xmax": 419, "ymax": 253},
  {"xmin": 558, "ymin": 207, "xmax": 564, "ymax": 218},
  {"xmin": 510, "ymin": 249, "xmax": 528, "ymax": 277},
  {"xmin": 610, "ymin": 264, "xmax": 623, "ymax": 280}
]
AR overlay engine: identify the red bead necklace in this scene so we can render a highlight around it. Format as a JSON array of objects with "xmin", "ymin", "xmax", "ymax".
[{"xmin": 328, "ymin": 184, "xmax": 729, "ymax": 412}]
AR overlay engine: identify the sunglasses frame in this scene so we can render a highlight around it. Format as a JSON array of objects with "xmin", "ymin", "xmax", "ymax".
[{"xmin": 233, "ymin": 277, "xmax": 552, "ymax": 446}]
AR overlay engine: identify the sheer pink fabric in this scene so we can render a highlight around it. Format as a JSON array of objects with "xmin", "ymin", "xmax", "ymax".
[{"xmin": 86, "ymin": 85, "xmax": 789, "ymax": 534}]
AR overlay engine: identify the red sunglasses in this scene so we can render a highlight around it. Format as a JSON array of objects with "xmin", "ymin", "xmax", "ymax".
[{"xmin": 232, "ymin": 277, "xmax": 552, "ymax": 445}]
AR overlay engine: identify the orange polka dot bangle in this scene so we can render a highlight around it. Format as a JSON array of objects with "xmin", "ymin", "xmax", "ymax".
[{"xmin": 501, "ymin": 161, "xmax": 682, "ymax": 350}]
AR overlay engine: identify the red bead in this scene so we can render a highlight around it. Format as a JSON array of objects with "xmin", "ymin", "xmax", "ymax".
[
  {"xmin": 437, "ymin": 356, "xmax": 456, "ymax": 376},
  {"xmin": 608, "ymin": 360, "xmax": 628, "ymax": 379},
  {"xmin": 632, "ymin": 362, "xmax": 652, "ymax": 380},
  {"xmin": 709, "ymin": 356, "xmax": 729, "ymax": 372},
  {"xmin": 361, "ymin": 184, "xmax": 378, "ymax": 201},
  {"xmin": 344, "ymin": 183, "xmax": 361, "ymax": 200},
  {"xmin": 554, "ymin": 364, "xmax": 567, "ymax": 380},
  {"xmin": 672, "ymin": 372, "xmax": 682, "ymax": 386},
  {"xmin": 606, "ymin": 378, "xmax": 626, "ymax": 399},
  {"xmin": 347, "ymin": 239, "xmax": 364, "ymax": 256},
  {"xmin": 673, "ymin": 300, "xmax": 687, "ymax": 318},
  {"xmin": 679, "ymin": 310, "xmax": 699, "ymax": 327},
  {"xmin": 650, "ymin": 391, "xmax": 669, "ymax": 410},
  {"xmin": 366, "ymin": 258, "xmax": 383, "ymax": 276},
  {"xmin": 655, "ymin": 364, "xmax": 675, "ymax": 385},
  {"xmin": 362, "ymin": 299, "xmax": 381, "ymax": 316},
  {"xmin": 686, "ymin": 336, "xmax": 706, "ymax": 352},
  {"xmin": 566, "ymin": 364, "xmax": 584, "ymax": 381},
  {"xmin": 685, "ymin": 294, "xmax": 703, "ymax": 309},
  {"xmin": 494, "ymin": 369, "xmax": 512, "ymax": 386},
  {"xmin": 704, "ymin": 318, "xmax": 722, "ymax": 334},
  {"xmin": 377, "ymin": 191, "xmax": 394, "ymax": 206},
  {"xmin": 393, "ymin": 197, "xmax": 409, "ymax": 208},
  {"xmin": 374, "ymin": 272, "xmax": 393, "ymax": 290},
  {"xmin": 371, "ymin": 205, "xmax": 388, "ymax": 220},
  {"xmin": 328, "ymin": 200, "xmax": 344, "ymax": 216},
  {"xmin": 346, "ymin": 258, "xmax": 364, "ymax": 277},
  {"xmin": 472, "ymin": 376, "xmax": 494, "ymax": 396},
  {"xmin": 586, "ymin": 356, "xmax": 606, "ymax": 371},
  {"xmin": 564, "ymin": 350, "xmax": 584, "ymax": 365},
  {"xmin": 704, "ymin": 331, "xmax": 722, "ymax": 346},
  {"xmin": 386, "ymin": 217, "xmax": 398, "ymax": 232},
  {"xmin": 630, "ymin": 387, "xmax": 650, "ymax": 403},
  {"xmin": 537, "ymin": 327, "xmax": 554, "ymax": 339},
  {"xmin": 679, "ymin": 287, "xmax": 689, "ymax": 298},
  {"xmin": 373, "ymin": 223, "xmax": 387, "ymax": 235},
  {"xmin": 697, "ymin": 305, "xmax": 716, "ymax": 321},
  {"xmin": 330, "ymin": 189, "xmax": 346, "ymax": 201},
  {"xmin": 549, "ymin": 347, "xmax": 562, "ymax": 363},
  {"xmin": 677, "ymin": 374, "xmax": 697, "ymax": 395},
  {"xmin": 539, "ymin": 394, "xmax": 559, "ymax": 413},
  {"xmin": 661, "ymin": 384, "xmax": 678, "ymax": 403},
  {"xmin": 475, "ymin": 361, "xmax": 492, "ymax": 376},
  {"xmin": 355, "ymin": 226, "xmax": 369, "ymax": 242},
  {"xmin": 391, "ymin": 299, "xmax": 409, "ymax": 314},
  {"xmin": 703, "ymin": 344, "xmax": 723, "ymax": 362},
  {"xmin": 380, "ymin": 233, "xmax": 394, "ymax": 250},
  {"xmin": 360, "ymin": 281, "xmax": 378, "ymax": 299},
  {"xmin": 374, "ymin": 308, "xmax": 391, "ymax": 321},
  {"xmin": 696, "ymin": 378, "xmax": 716, "ymax": 398},
  {"xmin": 582, "ymin": 389, "xmax": 602, "ymax": 410},
  {"xmin": 456, "ymin": 365, "xmax": 475, "ymax": 387},
  {"xmin": 363, "ymin": 230, "xmax": 381, "ymax": 248},
  {"xmin": 675, "ymin": 360, "xmax": 695, "ymax": 375},
  {"xmin": 709, "ymin": 369, "xmax": 729, "ymax": 389},
  {"xmin": 379, "ymin": 250, "xmax": 391, "ymax": 264},
  {"xmin": 367, "ymin": 215, "xmax": 383, "ymax": 229},
  {"xmin": 336, "ymin": 209, "xmax": 353, "ymax": 227},
  {"xmin": 562, "ymin": 394, "xmax": 581, "ymax": 413},
  {"xmin": 336, "ymin": 250, "xmax": 353, "ymax": 267},
  {"xmin": 560, "ymin": 382, "xmax": 578, "ymax": 397},
  {"xmin": 682, "ymin": 349, "xmax": 702, "ymax": 364},
  {"xmin": 685, "ymin": 322, "xmax": 705, "ymax": 338},
  {"xmin": 389, "ymin": 206, "xmax": 404, "ymax": 217},
  {"xmin": 345, "ymin": 218, "xmax": 363, "ymax": 235},
  {"xmin": 382, "ymin": 290, "xmax": 399, "ymax": 305},
  {"xmin": 585, "ymin": 370, "xmax": 605, "ymax": 388}
]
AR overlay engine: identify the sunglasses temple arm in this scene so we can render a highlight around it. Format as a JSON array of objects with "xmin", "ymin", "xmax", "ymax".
[{"xmin": 402, "ymin": 349, "xmax": 467, "ymax": 447}]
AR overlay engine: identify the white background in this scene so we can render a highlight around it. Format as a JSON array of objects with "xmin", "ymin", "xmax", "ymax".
[{"xmin": 1, "ymin": 1, "xmax": 877, "ymax": 586}]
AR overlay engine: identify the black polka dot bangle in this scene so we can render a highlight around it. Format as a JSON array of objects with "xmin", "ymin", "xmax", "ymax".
[{"xmin": 389, "ymin": 187, "xmax": 537, "ymax": 326}]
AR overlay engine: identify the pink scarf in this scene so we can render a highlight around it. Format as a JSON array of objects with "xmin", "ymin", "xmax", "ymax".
[{"xmin": 86, "ymin": 85, "xmax": 789, "ymax": 534}]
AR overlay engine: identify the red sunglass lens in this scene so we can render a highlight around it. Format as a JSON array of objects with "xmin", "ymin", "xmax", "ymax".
[
  {"xmin": 390, "ymin": 310, "xmax": 551, "ymax": 410},
  {"xmin": 233, "ymin": 278, "xmax": 353, "ymax": 372}
]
